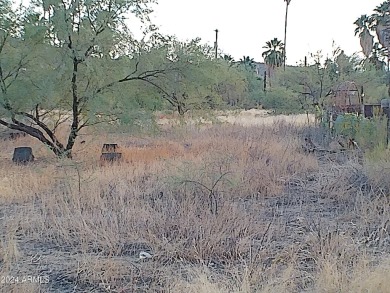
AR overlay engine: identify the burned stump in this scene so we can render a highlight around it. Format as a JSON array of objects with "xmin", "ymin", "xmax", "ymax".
[
  {"xmin": 100, "ymin": 143, "xmax": 122, "ymax": 166},
  {"xmin": 12, "ymin": 147, "xmax": 34, "ymax": 164},
  {"xmin": 102, "ymin": 144, "xmax": 119, "ymax": 153},
  {"xmin": 100, "ymin": 153, "xmax": 122, "ymax": 165}
]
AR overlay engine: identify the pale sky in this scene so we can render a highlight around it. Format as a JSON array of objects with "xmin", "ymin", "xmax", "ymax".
[
  {"xmin": 15, "ymin": 0, "xmax": 385, "ymax": 64},
  {"xmin": 147, "ymin": 0, "xmax": 384, "ymax": 65}
]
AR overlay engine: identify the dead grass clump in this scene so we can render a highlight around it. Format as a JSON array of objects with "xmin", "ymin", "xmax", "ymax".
[
  {"xmin": 170, "ymin": 123, "xmax": 318, "ymax": 198},
  {"xmin": 364, "ymin": 149, "xmax": 390, "ymax": 194},
  {"xmin": 169, "ymin": 266, "xmax": 243, "ymax": 293},
  {"xmin": 314, "ymin": 256, "xmax": 390, "ymax": 293},
  {"xmin": 306, "ymin": 161, "xmax": 367, "ymax": 203},
  {"xmin": 18, "ymin": 162, "xmax": 263, "ymax": 264},
  {"xmin": 0, "ymin": 221, "xmax": 22, "ymax": 269},
  {"xmin": 0, "ymin": 164, "xmax": 58, "ymax": 204}
]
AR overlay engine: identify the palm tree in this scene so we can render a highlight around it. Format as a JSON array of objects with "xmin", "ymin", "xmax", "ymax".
[
  {"xmin": 239, "ymin": 55, "xmax": 256, "ymax": 70},
  {"xmin": 262, "ymin": 38, "xmax": 284, "ymax": 87},
  {"xmin": 283, "ymin": 0, "xmax": 292, "ymax": 71},
  {"xmin": 373, "ymin": 2, "xmax": 390, "ymax": 51},
  {"xmin": 262, "ymin": 38, "xmax": 284, "ymax": 68},
  {"xmin": 354, "ymin": 14, "xmax": 374, "ymax": 58},
  {"xmin": 373, "ymin": 1, "xmax": 390, "ymax": 98},
  {"xmin": 370, "ymin": 1, "xmax": 390, "ymax": 98},
  {"xmin": 373, "ymin": 1, "xmax": 390, "ymax": 19},
  {"xmin": 223, "ymin": 54, "xmax": 235, "ymax": 64},
  {"xmin": 354, "ymin": 2, "xmax": 390, "ymax": 70},
  {"xmin": 368, "ymin": 43, "xmax": 387, "ymax": 70}
]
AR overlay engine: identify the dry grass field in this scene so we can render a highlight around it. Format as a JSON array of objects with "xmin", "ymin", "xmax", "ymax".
[{"xmin": 0, "ymin": 111, "xmax": 389, "ymax": 292}]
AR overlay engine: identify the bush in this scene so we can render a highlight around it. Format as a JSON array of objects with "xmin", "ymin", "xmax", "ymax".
[
  {"xmin": 261, "ymin": 87, "xmax": 302, "ymax": 114},
  {"xmin": 334, "ymin": 113, "xmax": 387, "ymax": 149}
]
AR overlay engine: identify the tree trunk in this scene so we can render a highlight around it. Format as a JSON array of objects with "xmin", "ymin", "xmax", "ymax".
[{"xmin": 64, "ymin": 56, "xmax": 81, "ymax": 158}]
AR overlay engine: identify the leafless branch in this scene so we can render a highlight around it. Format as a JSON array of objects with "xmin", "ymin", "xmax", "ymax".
[
  {"xmin": 14, "ymin": 110, "xmax": 64, "ymax": 149},
  {"xmin": 0, "ymin": 117, "xmax": 59, "ymax": 153}
]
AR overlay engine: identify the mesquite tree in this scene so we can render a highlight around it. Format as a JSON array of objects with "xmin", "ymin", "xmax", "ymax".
[{"xmin": 0, "ymin": 0, "xmax": 176, "ymax": 158}]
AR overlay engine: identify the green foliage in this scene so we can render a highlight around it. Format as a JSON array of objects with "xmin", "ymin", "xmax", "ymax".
[
  {"xmin": 262, "ymin": 43, "xmax": 388, "ymax": 114},
  {"xmin": 334, "ymin": 114, "xmax": 387, "ymax": 149},
  {"xmin": 241, "ymin": 70, "xmax": 265, "ymax": 109},
  {"xmin": 123, "ymin": 39, "xmax": 265, "ymax": 113},
  {"xmin": 0, "ymin": 0, "xmax": 164, "ymax": 157},
  {"xmin": 261, "ymin": 87, "xmax": 301, "ymax": 114},
  {"xmin": 352, "ymin": 64, "xmax": 388, "ymax": 103},
  {"xmin": 334, "ymin": 114, "xmax": 361, "ymax": 137}
]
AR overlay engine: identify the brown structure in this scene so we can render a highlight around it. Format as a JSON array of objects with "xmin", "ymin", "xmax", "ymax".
[
  {"xmin": 323, "ymin": 81, "xmax": 390, "ymax": 147},
  {"xmin": 325, "ymin": 81, "xmax": 386, "ymax": 120},
  {"xmin": 326, "ymin": 81, "xmax": 362, "ymax": 115}
]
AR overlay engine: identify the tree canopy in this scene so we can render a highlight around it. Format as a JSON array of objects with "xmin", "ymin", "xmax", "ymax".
[
  {"xmin": 354, "ymin": 1, "xmax": 390, "ymax": 70},
  {"xmin": 0, "ymin": 0, "xmax": 389, "ymax": 159}
]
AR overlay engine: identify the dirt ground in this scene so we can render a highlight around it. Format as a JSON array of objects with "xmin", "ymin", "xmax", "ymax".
[{"xmin": 156, "ymin": 109, "xmax": 315, "ymax": 128}]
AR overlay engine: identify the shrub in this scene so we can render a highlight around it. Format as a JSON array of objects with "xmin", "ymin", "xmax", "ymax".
[{"xmin": 334, "ymin": 113, "xmax": 387, "ymax": 149}]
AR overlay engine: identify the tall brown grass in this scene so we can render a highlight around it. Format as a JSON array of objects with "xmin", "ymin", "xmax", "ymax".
[{"xmin": 0, "ymin": 121, "xmax": 389, "ymax": 292}]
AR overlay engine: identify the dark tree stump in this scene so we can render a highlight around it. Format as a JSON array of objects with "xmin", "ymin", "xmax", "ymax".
[
  {"xmin": 100, "ymin": 153, "xmax": 122, "ymax": 165},
  {"xmin": 12, "ymin": 147, "xmax": 34, "ymax": 164},
  {"xmin": 102, "ymin": 144, "xmax": 119, "ymax": 153}
]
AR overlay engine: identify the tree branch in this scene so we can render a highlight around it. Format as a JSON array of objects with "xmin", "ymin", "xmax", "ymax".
[
  {"xmin": 0, "ymin": 118, "xmax": 62, "ymax": 155},
  {"xmin": 95, "ymin": 66, "xmax": 170, "ymax": 95},
  {"xmin": 15, "ymin": 110, "xmax": 64, "ymax": 150}
]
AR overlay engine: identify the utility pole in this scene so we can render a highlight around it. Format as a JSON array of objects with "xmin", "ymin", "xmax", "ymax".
[
  {"xmin": 214, "ymin": 29, "xmax": 218, "ymax": 59},
  {"xmin": 283, "ymin": 0, "xmax": 291, "ymax": 71}
]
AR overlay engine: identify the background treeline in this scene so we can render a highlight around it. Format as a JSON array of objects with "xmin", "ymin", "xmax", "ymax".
[{"xmin": 0, "ymin": 0, "xmax": 389, "ymax": 156}]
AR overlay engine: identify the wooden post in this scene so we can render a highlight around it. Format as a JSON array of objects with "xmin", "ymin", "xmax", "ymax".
[
  {"xmin": 214, "ymin": 29, "xmax": 218, "ymax": 59},
  {"xmin": 387, "ymin": 50, "xmax": 390, "ymax": 147},
  {"xmin": 385, "ymin": 108, "xmax": 390, "ymax": 148},
  {"xmin": 382, "ymin": 99, "xmax": 390, "ymax": 147},
  {"xmin": 387, "ymin": 114, "xmax": 390, "ymax": 148}
]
